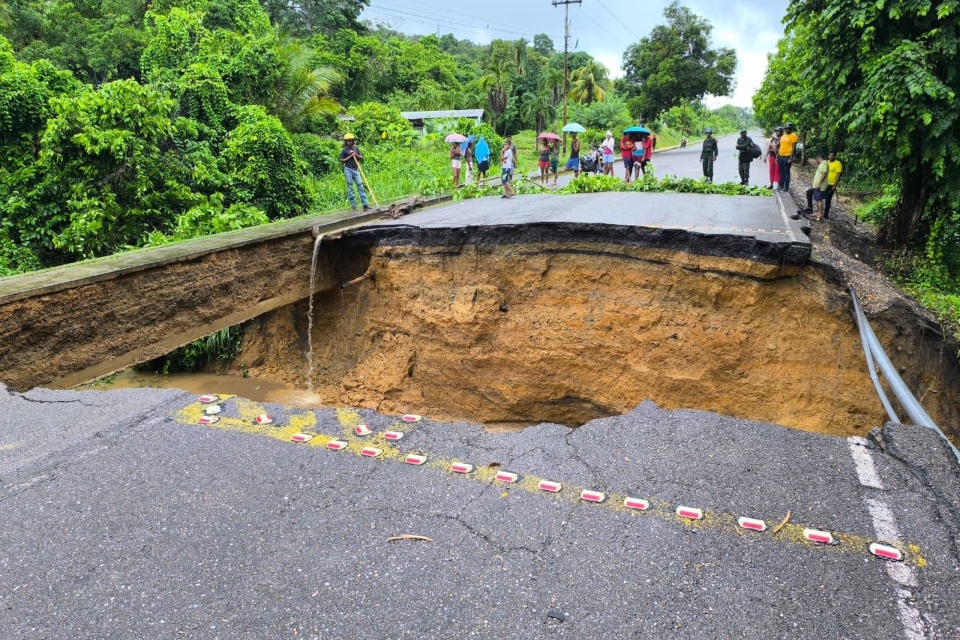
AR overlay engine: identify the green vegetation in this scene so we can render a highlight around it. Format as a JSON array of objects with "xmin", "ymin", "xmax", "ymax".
[
  {"xmin": 619, "ymin": 1, "xmax": 737, "ymax": 123},
  {"xmin": 454, "ymin": 173, "xmax": 770, "ymax": 201},
  {"xmin": 139, "ymin": 325, "xmax": 244, "ymax": 375},
  {"xmin": 755, "ymin": 0, "xmax": 960, "ymax": 346},
  {"xmin": 0, "ymin": 0, "xmax": 751, "ymax": 278}
]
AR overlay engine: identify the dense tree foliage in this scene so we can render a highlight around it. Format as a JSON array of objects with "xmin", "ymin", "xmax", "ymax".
[
  {"xmin": 0, "ymin": 0, "xmax": 748, "ymax": 275},
  {"xmin": 755, "ymin": 0, "xmax": 960, "ymax": 283},
  {"xmin": 620, "ymin": 1, "xmax": 736, "ymax": 120}
]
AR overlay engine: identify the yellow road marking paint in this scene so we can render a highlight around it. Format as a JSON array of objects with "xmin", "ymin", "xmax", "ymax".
[{"xmin": 170, "ymin": 400, "xmax": 926, "ymax": 566}]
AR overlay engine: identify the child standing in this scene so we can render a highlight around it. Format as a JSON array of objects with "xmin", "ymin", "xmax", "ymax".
[{"xmin": 549, "ymin": 141, "xmax": 560, "ymax": 186}]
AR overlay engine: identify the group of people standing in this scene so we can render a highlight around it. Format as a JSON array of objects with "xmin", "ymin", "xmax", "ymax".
[
  {"xmin": 700, "ymin": 126, "xmax": 796, "ymax": 187},
  {"xmin": 764, "ymin": 123, "xmax": 800, "ymax": 191}
]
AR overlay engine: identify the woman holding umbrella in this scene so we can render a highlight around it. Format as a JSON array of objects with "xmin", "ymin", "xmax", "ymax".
[
  {"xmin": 445, "ymin": 133, "xmax": 466, "ymax": 186},
  {"xmin": 537, "ymin": 132, "xmax": 562, "ymax": 186},
  {"xmin": 562, "ymin": 123, "xmax": 585, "ymax": 178}
]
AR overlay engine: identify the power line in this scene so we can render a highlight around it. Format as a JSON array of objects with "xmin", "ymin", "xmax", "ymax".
[
  {"xmin": 374, "ymin": 0, "xmax": 535, "ymax": 35},
  {"xmin": 368, "ymin": 2, "xmax": 562, "ymax": 40},
  {"xmin": 594, "ymin": 0, "xmax": 633, "ymax": 34},
  {"xmin": 577, "ymin": 8, "xmax": 631, "ymax": 50}
]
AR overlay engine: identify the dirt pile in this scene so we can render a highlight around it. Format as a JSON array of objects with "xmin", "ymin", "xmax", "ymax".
[{"xmin": 232, "ymin": 240, "xmax": 960, "ymax": 438}]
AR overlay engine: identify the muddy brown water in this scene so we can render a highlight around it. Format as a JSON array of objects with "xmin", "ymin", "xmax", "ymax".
[{"xmin": 94, "ymin": 240, "xmax": 960, "ymax": 441}]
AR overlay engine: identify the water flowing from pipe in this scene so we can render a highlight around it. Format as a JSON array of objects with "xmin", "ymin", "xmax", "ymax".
[{"xmin": 306, "ymin": 233, "xmax": 324, "ymax": 390}]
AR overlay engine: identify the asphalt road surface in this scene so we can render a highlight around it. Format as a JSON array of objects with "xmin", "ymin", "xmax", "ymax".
[
  {"xmin": 1, "ymin": 385, "xmax": 959, "ymax": 639},
  {"xmin": 538, "ymin": 132, "xmax": 772, "ymax": 189}
]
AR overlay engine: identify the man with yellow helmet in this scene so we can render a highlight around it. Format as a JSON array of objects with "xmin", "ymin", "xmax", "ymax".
[{"xmin": 340, "ymin": 133, "xmax": 370, "ymax": 211}]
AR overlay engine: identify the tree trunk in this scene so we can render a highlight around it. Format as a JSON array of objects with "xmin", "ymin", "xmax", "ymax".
[{"xmin": 878, "ymin": 169, "xmax": 930, "ymax": 249}]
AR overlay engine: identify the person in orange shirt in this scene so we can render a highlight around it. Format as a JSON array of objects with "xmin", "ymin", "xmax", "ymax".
[{"xmin": 777, "ymin": 122, "xmax": 799, "ymax": 191}]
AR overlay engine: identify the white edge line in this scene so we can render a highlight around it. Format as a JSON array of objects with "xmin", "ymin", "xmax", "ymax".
[
  {"xmin": 848, "ymin": 437, "xmax": 886, "ymax": 490},
  {"xmin": 848, "ymin": 439, "xmax": 929, "ymax": 639},
  {"xmin": 774, "ymin": 190, "xmax": 799, "ymax": 243}
]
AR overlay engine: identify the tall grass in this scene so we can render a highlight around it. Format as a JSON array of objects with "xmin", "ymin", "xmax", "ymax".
[{"xmin": 308, "ymin": 144, "xmax": 452, "ymax": 211}]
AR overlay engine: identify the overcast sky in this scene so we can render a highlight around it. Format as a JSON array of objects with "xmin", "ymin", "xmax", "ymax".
[{"xmin": 361, "ymin": 0, "xmax": 790, "ymax": 108}]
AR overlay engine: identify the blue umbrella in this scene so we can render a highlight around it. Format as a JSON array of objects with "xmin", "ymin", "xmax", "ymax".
[
  {"xmin": 624, "ymin": 126, "xmax": 651, "ymax": 135},
  {"xmin": 460, "ymin": 134, "xmax": 476, "ymax": 153},
  {"xmin": 562, "ymin": 122, "xmax": 586, "ymax": 133}
]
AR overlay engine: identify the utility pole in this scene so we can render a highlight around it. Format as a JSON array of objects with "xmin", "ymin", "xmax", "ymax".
[{"xmin": 553, "ymin": 0, "xmax": 581, "ymax": 154}]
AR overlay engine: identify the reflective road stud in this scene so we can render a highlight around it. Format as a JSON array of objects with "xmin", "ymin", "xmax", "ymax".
[
  {"xmin": 361, "ymin": 447, "xmax": 383, "ymax": 458},
  {"xmin": 198, "ymin": 415, "xmax": 220, "ymax": 425},
  {"xmin": 737, "ymin": 517, "xmax": 768, "ymax": 532},
  {"xmin": 495, "ymin": 471, "xmax": 519, "ymax": 483},
  {"xmin": 401, "ymin": 414, "xmax": 422, "ymax": 423},
  {"xmin": 450, "ymin": 462, "xmax": 474, "ymax": 474},
  {"xmin": 254, "ymin": 414, "xmax": 273, "ymax": 425},
  {"xmin": 291, "ymin": 433, "xmax": 314, "ymax": 443},
  {"xmin": 326, "ymin": 440, "xmax": 348, "ymax": 451},
  {"xmin": 869, "ymin": 542, "xmax": 904, "ymax": 561},
  {"xmin": 354, "ymin": 424, "xmax": 373, "ymax": 437},
  {"xmin": 580, "ymin": 490, "xmax": 606, "ymax": 503},
  {"xmin": 538, "ymin": 480, "xmax": 562, "ymax": 493},
  {"xmin": 803, "ymin": 528, "xmax": 839, "ymax": 545},
  {"xmin": 624, "ymin": 497, "xmax": 650, "ymax": 511},
  {"xmin": 205, "ymin": 405, "xmax": 222, "ymax": 415},
  {"xmin": 676, "ymin": 506, "xmax": 704, "ymax": 520},
  {"xmin": 383, "ymin": 431, "xmax": 404, "ymax": 441},
  {"xmin": 405, "ymin": 454, "xmax": 427, "ymax": 466},
  {"xmin": 198, "ymin": 395, "xmax": 219, "ymax": 404}
]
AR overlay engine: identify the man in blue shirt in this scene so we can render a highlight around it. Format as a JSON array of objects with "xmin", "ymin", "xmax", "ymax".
[{"xmin": 340, "ymin": 133, "xmax": 370, "ymax": 211}]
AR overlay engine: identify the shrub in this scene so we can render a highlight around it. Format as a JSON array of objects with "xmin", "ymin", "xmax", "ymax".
[{"xmin": 293, "ymin": 133, "xmax": 341, "ymax": 177}]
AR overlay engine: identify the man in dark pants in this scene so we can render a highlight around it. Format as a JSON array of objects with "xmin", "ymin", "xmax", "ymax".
[
  {"xmin": 777, "ymin": 122, "xmax": 799, "ymax": 191},
  {"xmin": 734, "ymin": 129, "xmax": 755, "ymax": 185},
  {"xmin": 700, "ymin": 128, "xmax": 718, "ymax": 183},
  {"xmin": 824, "ymin": 151, "xmax": 843, "ymax": 218}
]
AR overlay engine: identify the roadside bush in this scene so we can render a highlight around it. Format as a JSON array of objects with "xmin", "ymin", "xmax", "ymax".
[
  {"xmin": 139, "ymin": 325, "xmax": 244, "ymax": 374},
  {"xmin": 857, "ymin": 184, "xmax": 899, "ymax": 225},
  {"xmin": 293, "ymin": 133, "xmax": 341, "ymax": 177},
  {"xmin": 0, "ymin": 234, "xmax": 41, "ymax": 276},
  {"xmin": 221, "ymin": 105, "xmax": 310, "ymax": 218},
  {"xmin": 348, "ymin": 102, "xmax": 411, "ymax": 146}
]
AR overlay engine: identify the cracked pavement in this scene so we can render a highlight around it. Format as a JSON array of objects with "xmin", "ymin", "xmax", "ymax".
[{"xmin": 1, "ymin": 386, "xmax": 960, "ymax": 639}]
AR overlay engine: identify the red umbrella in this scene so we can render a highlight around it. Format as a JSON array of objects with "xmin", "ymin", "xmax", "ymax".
[{"xmin": 537, "ymin": 132, "xmax": 562, "ymax": 141}]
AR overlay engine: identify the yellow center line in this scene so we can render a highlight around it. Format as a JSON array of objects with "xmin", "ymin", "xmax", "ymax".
[{"xmin": 170, "ymin": 400, "xmax": 925, "ymax": 567}]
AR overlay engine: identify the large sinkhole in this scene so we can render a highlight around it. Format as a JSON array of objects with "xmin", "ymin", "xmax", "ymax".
[{"xmin": 229, "ymin": 233, "xmax": 935, "ymax": 439}]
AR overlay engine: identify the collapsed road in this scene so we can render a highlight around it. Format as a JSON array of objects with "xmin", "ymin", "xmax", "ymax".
[
  {"xmin": 1, "ymin": 386, "xmax": 959, "ymax": 639},
  {"xmin": 2, "ymin": 142, "xmax": 960, "ymax": 639}
]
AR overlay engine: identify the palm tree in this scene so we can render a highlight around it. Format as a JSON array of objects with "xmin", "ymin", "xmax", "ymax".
[
  {"xmin": 268, "ymin": 39, "xmax": 343, "ymax": 133},
  {"xmin": 520, "ymin": 91, "xmax": 555, "ymax": 133},
  {"xmin": 540, "ymin": 66, "xmax": 565, "ymax": 107},
  {"xmin": 480, "ymin": 60, "xmax": 510, "ymax": 133},
  {"xmin": 513, "ymin": 38, "xmax": 529, "ymax": 77},
  {"xmin": 569, "ymin": 60, "xmax": 613, "ymax": 106}
]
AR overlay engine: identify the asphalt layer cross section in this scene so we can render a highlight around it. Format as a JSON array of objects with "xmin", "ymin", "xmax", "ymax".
[
  {"xmin": 2, "ymin": 384, "xmax": 959, "ymax": 639},
  {"xmin": 354, "ymin": 189, "xmax": 811, "ymax": 267}
]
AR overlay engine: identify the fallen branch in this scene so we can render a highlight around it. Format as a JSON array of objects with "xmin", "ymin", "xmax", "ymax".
[
  {"xmin": 387, "ymin": 534, "xmax": 433, "ymax": 543},
  {"xmin": 772, "ymin": 510, "xmax": 792, "ymax": 535}
]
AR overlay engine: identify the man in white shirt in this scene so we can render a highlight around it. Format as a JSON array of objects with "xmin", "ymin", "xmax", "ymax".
[{"xmin": 500, "ymin": 137, "xmax": 515, "ymax": 199}]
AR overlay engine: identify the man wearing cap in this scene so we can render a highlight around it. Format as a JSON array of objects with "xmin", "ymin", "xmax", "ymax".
[
  {"xmin": 777, "ymin": 123, "xmax": 799, "ymax": 191},
  {"xmin": 734, "ymin": 129, "xmax": 756, "ymax": 186},
  {"xmin": 340, "ymin": 133, "xmax": 370, "ymax": 212},
  {"xmin": 700, "ymin": 128, "xmax": 718, "ymax": 183}
]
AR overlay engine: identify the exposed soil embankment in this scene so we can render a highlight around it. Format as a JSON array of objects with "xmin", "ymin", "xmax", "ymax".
[{"xmin": 237, "ymin": 234, "xmax": 960, "ymax": 439}]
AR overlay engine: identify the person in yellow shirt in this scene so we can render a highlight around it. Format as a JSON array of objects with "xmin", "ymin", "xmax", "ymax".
[
  {"xmin": 777, "ymin": 122, "xmax": 799, "ymax": 191},
  {"xmin": 824, "ymin": 151, "xmax": 843, "ymax": 219}
]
